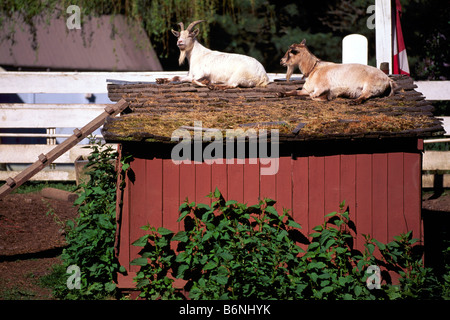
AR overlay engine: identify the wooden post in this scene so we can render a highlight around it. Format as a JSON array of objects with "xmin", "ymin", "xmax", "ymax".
[
  {"xmin": 375, "ymin": 0, "xmax": 392, "ymax": 74},
  {"xmin": 0, "ymin": 99, "xmax": 129, "ymax": 199},
  {"xmin": 40, "ymin": 187, "xmax": 78, "ymax": 202}
]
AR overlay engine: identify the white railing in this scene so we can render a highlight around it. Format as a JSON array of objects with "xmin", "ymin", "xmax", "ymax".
[
  {"xmin": 0, "ymin": 72, "xmax": 448, "ymax": 185},
  {"xmin": 0, "ymin": 72, "xmax": 204, "ymax": 181},
  {"xmin": 414, "ymin": 81, "xmax": 450, "ymax": 188}
]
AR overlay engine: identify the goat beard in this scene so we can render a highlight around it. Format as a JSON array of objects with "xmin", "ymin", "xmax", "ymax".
[
  {"xmin": 178, "ymin": 50, "xmax": 187, "ymax": 66},
  {"xmin": 286, "ymin": 65, "xmax": 295, "ymax": 81}
]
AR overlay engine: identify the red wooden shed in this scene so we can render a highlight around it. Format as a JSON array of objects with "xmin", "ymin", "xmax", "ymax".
[{"xmin": 103, "ymin": 75, "xmax": 444, "ymax": 290}]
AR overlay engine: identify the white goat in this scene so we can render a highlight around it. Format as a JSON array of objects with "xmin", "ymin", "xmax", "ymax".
[
  {"xmin": 157, "ymin": 20, "xmax": 269, "ymax": 88},
  {"xmin": 279, "ymin": 39, "xmax": 396, "ymax": 104}
]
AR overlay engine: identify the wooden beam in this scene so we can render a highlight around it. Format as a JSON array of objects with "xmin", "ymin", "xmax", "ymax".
[{"xmin": 0, "ymin": 99, "xmax": 128, "ymax": 199}]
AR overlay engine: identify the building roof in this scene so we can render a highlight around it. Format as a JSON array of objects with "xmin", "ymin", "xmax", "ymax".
[
  {"xmin": 102, "ymin": 75, "xmax": 444, "ymax": 143},
  {"xmin": 0, "ymin": 14, "xmax": 162, "ymax": 71}
]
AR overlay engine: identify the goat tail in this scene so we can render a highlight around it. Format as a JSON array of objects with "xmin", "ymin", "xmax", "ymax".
[
  {"xmin": 258, "ymin": 73, "xmax": 270, "ymax": 87},
  {"xmin": 388, "ymin": 78, "xmax": 398, "ymax": 96}
]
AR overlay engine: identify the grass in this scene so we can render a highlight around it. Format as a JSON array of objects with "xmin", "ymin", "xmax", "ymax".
[
  {"xmin": 0, "ymin": 263, "xmax": 67, "ymax": 300},
  {"xmin": 423, "ymin": 188, "xmax": 450, "ymax": 198},
  {"xmin": 39, "ymin": 263, "xmax": 66, "ymax": 290},
  {"xmin": 0, "ymin": 286, "xmax": 37, "ymax": 300},
  {"xmin": 11, "ymin": 181, "xmax": 77, "ymax": 194},
  {"xmin": 0, "ymin": 269, "xmax": 48, "ymax": 300},
  {"xmin": 424, "ymin": 141, "xmax": 450, "ymax": 151},
  {"xmin": 107, "ymin": 97, "xmax": 435, "ymax": 140}
]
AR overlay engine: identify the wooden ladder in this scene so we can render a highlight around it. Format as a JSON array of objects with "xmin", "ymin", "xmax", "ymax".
[{"xmin": 0, "ymin": 99, "xmax": 128, "ymax": 200}]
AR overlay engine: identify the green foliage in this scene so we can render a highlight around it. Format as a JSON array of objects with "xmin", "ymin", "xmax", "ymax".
[
  {"xmin": 272, "ymin": 28, "xmax": 343, "ymax": 66},
  {"xmin": 133, "ymin": 189, "xmax": 308, "ymax": 299},
  {"xmin": 364, "ymin": 232, "xmax": 441, "ymax": 300},
  {"xmin": 131, "ymin": 225, "xmax": 182, "ymax": 300},
  {"xmin": 442, "ymin": 243, "xmax": 450, "ymax": 299},
  {"xmin": 1, "ymin": 0, "xmax": 447, "ymax": 77},
  {"xmin": 415, "ymin": 33, "xmax": 450, "ymax": 80},
  {"xmin": 402, "ymin": 0, "xmax": 450, "ymax": 80},
  {"xmin": 53, "ymin": 140, "xmax": 126, "ymax": 300},
  {"xmin": 132, "ymin": 189, "xmax": 449, "ymax": 300},
  {"xmin": 300, "ymin": 205, "xmax": 376, "ymax": 300},
  {"xmin": 11, "ymin": 181, "xmax": 76, "ymax": 194}
]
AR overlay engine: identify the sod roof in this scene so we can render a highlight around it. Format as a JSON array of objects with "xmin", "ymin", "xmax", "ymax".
[{"xmin": 102, "ymin": 75, "xmax": 444, "ymax": 143}]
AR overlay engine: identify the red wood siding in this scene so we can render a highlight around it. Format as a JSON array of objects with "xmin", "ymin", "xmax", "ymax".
[{"xmin": 116, "ymin": 141, "xmax": 423, "ymax": 288}]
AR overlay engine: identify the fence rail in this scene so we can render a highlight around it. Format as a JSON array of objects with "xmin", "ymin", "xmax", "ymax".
[
  {"xmin": 0, "ymin": 72, "xmax": 449, "ymax": 187},
  {"xmin": 0, "ymin": 99, "xmax": 128, "ymax": 198},
  {"xmin": 0, "ymin": 104, "xmax": 107, "ymax": 128}
]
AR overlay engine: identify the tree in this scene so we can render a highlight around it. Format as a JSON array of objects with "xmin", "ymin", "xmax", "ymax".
[{"xmin": 1, "ymin": 0, "xmax": 447, "ymax": 78}]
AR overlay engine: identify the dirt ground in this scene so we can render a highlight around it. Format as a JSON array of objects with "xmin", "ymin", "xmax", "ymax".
[
  {"xmin": 0, "ymin": 192, "xmax": 78, "ymax": 300},
  {"xmin": 0, "ymin": 189, "xmax": 449, "ymax": 300},
  {"xmin": 422, "ymin": 190, "xmax": 450, "ymax": 212}
]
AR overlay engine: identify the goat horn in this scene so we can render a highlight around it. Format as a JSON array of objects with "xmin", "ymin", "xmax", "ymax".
[
  {"xmin": 186, "ymin": 20, "xmax": 205, "ymax": 32},
  {"xmin": 177, "ymin": 22, "xmax": 184, "ymax": 31}
]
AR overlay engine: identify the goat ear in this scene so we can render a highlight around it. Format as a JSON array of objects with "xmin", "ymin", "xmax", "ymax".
[
  {"xmin": 190, "ymin": 28, "xmax": 200, "ymax": 38},
  {"xmin": 300, "ymin": 39, "xmax": 306, "ymax": 45},
  {"xmin": 171, "ymin": 29, "xmax": 180, "ymax": 37}
]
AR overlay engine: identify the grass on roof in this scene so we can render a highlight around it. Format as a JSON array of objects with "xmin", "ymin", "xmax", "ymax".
[{"xmin": 106, "ymin": 95, "xmax": 435, "ymax": 139}]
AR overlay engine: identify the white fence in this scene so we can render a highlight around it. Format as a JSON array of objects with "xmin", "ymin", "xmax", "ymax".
[
  {"xmin": 0, "ymin": 72, "xmax": 182, "ymax": 181},
  {"xmin": 0, "ymin": 72, "xmax": 449, "ymax": 186}
]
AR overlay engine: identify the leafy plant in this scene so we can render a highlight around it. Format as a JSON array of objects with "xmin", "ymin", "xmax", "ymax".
[
  {"xmin": 131, "ymin": 225, "xmax": 182, "ymax": 300},
  {"xmin": 365, "ymin": 232, "xmax": 442, "ymax": 300},
  {"xmin": 132, "ymin": 188, "xmax": 308, "ymax": 300},
  {"xmin": 132, "ymin": 189, "xmax": 449, "ymax": 300},
  {"xmin": 299, "ymin": 205, "xmax": 378, "ymax": 300},
  {"xmin": 54, "ymin": 140, "xmax": 127, "ymax": 299},
  {"xmin": 441, "ymin": 243, "xmax": 450, "ymax": 299}
]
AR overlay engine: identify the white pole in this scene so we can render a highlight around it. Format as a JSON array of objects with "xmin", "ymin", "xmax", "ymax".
[{"xmin": 375, "ymin": 0, "xmax": 392, "ymax": 74}]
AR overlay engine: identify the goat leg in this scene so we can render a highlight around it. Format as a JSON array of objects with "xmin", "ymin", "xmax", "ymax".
[
  {"xmin": 192, "ymin": 77, "xmax": 211, "ymax": 87},
  {"xmin": 277, "ymin": 88, "xmax": 309, "ymax": 98},
  {"xmin": 277, "ymin": 89, "xmax": 295, "ymax": 97},
  {"xmin": 156, "ymin": 78, "xmax": 170, "ymax": 84},
  {"xmin": 208, "ymin": 84, "xmax": 234, "ymax": 90},
  {"xmin": 156, "ymin": 76, "xmax": 183, "ymax": 85},
  {"xmin": 349, "ymin": 92, "xmax": 371, "ymax": 105},
  {"xmin": 349, "ymin": 97, "xmax": 367, "ymax": 105}
]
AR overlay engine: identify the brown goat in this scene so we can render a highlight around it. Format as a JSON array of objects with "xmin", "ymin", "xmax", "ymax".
[{"xmin": 279, "ymin": 39, "xmax": 396, "ymax": 104}]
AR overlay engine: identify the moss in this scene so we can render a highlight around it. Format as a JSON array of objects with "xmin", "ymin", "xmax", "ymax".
[
  {"xmin": 103, "ymin": 79, "xmax": 442, "ymax": 143},
  {"xmin": 105, "ymin": 104, "xmax": 435, "ymax": 141}
]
